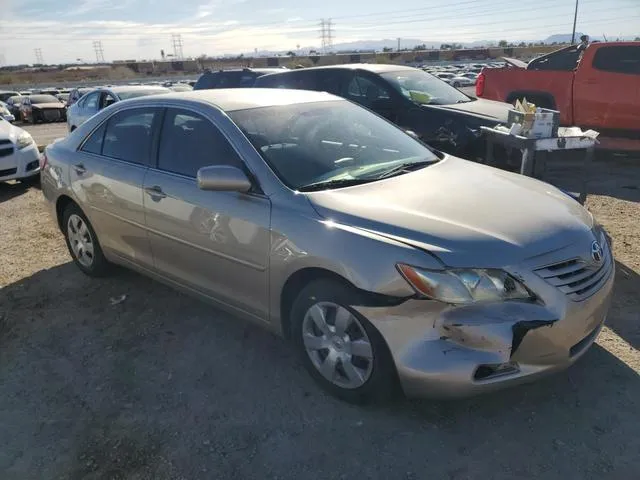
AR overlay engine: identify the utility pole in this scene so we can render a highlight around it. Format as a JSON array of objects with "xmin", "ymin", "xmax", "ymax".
[
  {"xmin": 93, "ymin": 40, "xmax": 105, "ymax": 63},
  {"xmin": 171, "ymin": 34, "xmax": 184, "ymax": 60},
  {"xmin": 397, "ymin": 37, "xmax": 401, "ymax": 52},
  {"xmin": 571, "ymin": 0, "xmax": 579, "ymax": 44},
  {"xmin": 34, "ymin": 48, "xmax": 43, "ymax": 64}
]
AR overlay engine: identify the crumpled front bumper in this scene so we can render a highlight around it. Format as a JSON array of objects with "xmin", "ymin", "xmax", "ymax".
[{"xmin": 354, "ymin": 263, "xmax": 615, "ymax": 398}]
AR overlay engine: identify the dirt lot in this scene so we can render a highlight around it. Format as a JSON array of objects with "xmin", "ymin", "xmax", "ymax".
[{"xmin": 0, "ymin": 158, "xmax": 638, "ymax": 479}]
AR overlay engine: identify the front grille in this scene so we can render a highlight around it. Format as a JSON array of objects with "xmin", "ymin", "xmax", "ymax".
[
  {"xmin": 43, "ymin": 110, "xmax": 61, "ymax": 121},
  {"xmin": 0, "ymin": 167, "xmax": 17, "ymax": 177},
  {"xmin": 534, "ymin": 243, "xmax": 613, "ymax": 302},
  {"xmin": 0, "ymin": 147, "xmax": 13, "ymax": 158}
]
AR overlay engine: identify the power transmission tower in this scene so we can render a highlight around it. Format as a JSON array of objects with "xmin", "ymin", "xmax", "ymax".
[
  {"xmin": 93, "ymin": 40, "xmax": 105, "ymax": 63},
  {"xmin": 171, "ymin": 34, "xmax": 184, "ymax": 60},
  {"xmin": 319, "ymin": 18, "xmax": 334, "ymax": 54},
  {"xmin": 34, "ymin": 48, "xmax": 43, "ymax": 64}
]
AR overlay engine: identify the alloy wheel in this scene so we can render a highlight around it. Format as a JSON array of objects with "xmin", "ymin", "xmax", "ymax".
[
  {"xmin": 302, "ymin": 302, "xmax": 374, "ymax": 389},
  {"xmin": 67, "ymin": 214, "xmax": 95, "ymax": 267}
]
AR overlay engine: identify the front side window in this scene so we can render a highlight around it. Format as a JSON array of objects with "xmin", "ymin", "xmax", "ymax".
[
  {"xmin": 157, "ymin": 108, "xmax": 243, "ymax": 177},
  {"xmin": 101, "ymin": 108, "xmax": 158, "ymax": 164},
  {"xmin": 593, "ymin": 46, "xmax": 640, "ymax": 74},
  {"xmin": 229, "ymin": 100, "xmax": 438, "ymax": 190},
  {"xmin": 380, "ymin": 70, "xmax": 470, "ymax": 105}
]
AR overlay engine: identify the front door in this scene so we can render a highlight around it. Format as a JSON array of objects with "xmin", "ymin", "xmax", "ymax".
[
  {"xmin": 143, "ymin": 107, "xmax": 271, "ymax": 320},
  {"xmin": 71, "ymin": 106, "xmax": 162, "ymax": 268},
  {"xmin": 574, "ymin": 45, "xmax": 640, "ymax": 132}
]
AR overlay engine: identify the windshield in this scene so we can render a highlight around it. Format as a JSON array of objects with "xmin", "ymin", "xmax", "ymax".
[
  {"xmin": 30, "ymin": 94, "xmax": 60, "ymax": 104},
  {"xmin": 229, "ymin": 100, "xmax": 438, "ymax": 191},
  {"xmin": 117, "ymin": 88, "xmax": 170, "ymax": 100},
  {"xmin": 380, "ymin": 70, "xmax": 471, "ymax": 105}
]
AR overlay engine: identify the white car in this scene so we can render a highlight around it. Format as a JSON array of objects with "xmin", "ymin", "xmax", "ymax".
[
  {"xmin": 0, "ymin": 101, "xmax": 15, "ymax": 123},
  {"xmin": 434, "ymin": 72, "xmax": 475, "ymax": 88},
  {"xmin": 0, "ymin": 117, "xmax": 41, "ymax": 183}
]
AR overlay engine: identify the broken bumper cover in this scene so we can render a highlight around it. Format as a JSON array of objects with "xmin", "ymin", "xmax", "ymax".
[{"xmin": 354, "ymin": 266, "xmax": 614, "ymax": 398}]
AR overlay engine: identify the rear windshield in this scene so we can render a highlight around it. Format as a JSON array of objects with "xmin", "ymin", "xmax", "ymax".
[
  {"xmin": 30, "ymin": 95, "xmax": 60, "ymax": 104},
  {"xmin": 116, "ymin": 88, "xmax": 170, "ymax": 100}
]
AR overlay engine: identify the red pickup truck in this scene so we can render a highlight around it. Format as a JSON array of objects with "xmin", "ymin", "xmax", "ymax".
[{"xmin": 476, "ymin": 42, "xmax": 640, "ymax": 149}]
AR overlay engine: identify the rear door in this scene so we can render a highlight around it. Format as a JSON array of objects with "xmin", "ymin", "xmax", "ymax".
[
  {"xmin": 143, "ymin": 107, "xmax": 271, "ymax": 319},
  {"xmin": 72, "ymin": 107, "xmax": 162, "ymax": 268},
  {"xmin": 573, "ymin": 45, "xmax": 640, "ymax": 132}
]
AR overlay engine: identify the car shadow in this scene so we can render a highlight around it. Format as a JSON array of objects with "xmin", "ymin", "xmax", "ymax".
[
  {"xmin": 607, "ymin": 260, "xmax": 640, "ymax": 350},
  {"xmin": 0, "ymin": 263, "xmax": 638, "ymax": 479},
  {"xmin": 0, "ymin": 181, "xmax": 34, "ymax": 204}
]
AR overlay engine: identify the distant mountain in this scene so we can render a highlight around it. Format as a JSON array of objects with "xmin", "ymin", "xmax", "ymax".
[{"xmin": 543, "ymin": 33, "xmax": 586, "ymax": 44}]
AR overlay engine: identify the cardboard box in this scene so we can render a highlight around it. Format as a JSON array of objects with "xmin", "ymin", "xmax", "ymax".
[{"xmin": 507, "ymin": 108, "xmax": 560, "ymax": 139}]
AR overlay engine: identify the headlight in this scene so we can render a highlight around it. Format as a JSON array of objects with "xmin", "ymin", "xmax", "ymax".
[
  {"xmin": 16, "ymin": 131, "xmax": 34, "ymax": 149},
  {"xmin": 0, "ymin": 106, "xmax": 9, "ymax": 115},
  {"xmin": 397, "ymin": 264, "xmax": 533, "ymax": 304}
]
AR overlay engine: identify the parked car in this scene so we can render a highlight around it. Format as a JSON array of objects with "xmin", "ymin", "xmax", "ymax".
[
  {"xmin": 20, "ymin": 94, "xmax": 67, "ymax": 123},
  {"xmin": 434, "ymin": 72, "xmax": 474, "ymax": 87},
  {"xmin": 194, "ymin": 68, "xmax": 285, "ymax": 90},
  {"xmin": 254, "ymin": 64, "xmax": 512, "ymax": 158},
  {"xmin": 477, "ymin": 42, "xmax": 640, "ymax": 150},
  {"xmin": 66, "ymin": 87, "xmax": 93, "ymax": 107},
  {"xmin": 0, "ymin": 101, "xmax": 16, "ymax": 123},
  {"xmin": 57, "ymin": 93, "xmax": 70, "ymax": 104},
  {"xmin": 0, "ymin": 90, "xmax": 20, "ymax": 103},
  {"xmin": 5, "ymin": 96, "xmax": 25, "ymax": 121},
  {"xmin": 168, "ymin": 84, "xmax": 193, "ymax": 92},
  {"xmin": 66, "ymin": 85, "xmax": 170, "ymax": 131},
  {"xmin": 0, "ymin": 116, "xmax": 41, "ymax": 183},
  {"xmin": 41, "ymin": 89, "xmax": 614, "ymax": 403},
  {"xmin": 19, "ymin": 91, "xmax": 32, "ymax": 96}
]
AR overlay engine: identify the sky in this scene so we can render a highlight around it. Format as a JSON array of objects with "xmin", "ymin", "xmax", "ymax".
[{"xmin": 0, "ymin": 0, "xmax": 638, "ymax": 65}]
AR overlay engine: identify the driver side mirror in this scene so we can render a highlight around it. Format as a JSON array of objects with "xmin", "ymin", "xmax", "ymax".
[{"xmin": 197, "ymin": 165, "xmax": 252, "ymax": 193}]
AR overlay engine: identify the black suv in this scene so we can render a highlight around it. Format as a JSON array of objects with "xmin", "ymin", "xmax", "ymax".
[
  {"xmin": 254, "ymin": 64, "xmax": 512, "ymax": 158},
  {"xmin": 194, "ymin": 68, "xmax": 286, "ymax": 90}
]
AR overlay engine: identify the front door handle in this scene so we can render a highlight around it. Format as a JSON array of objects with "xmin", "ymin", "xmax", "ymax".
[
  {"xmin": 73, "ymin": 163, "xmax": 87, "ymax": 175},
  {"xmin": 144, "ymin": 185, "xmax": 167, "ymax": 199}
]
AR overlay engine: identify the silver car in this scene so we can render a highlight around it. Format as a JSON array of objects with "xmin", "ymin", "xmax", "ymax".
[
  {"xmin": 41, "ymin": 89, "xmax": 614, "ymax": 403},
  {"xmin": 66, "ymin": 85, "xmax": 170, "ymax": 131}
]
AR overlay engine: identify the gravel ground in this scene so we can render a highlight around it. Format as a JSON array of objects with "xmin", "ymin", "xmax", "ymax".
[{"xmin": 0, "ymin": 159, "xmax": 638, "ymax": 479}]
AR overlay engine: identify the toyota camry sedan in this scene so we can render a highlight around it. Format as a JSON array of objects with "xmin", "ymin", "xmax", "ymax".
[{"xmin": 41, "ymin": 89, "xmax": 614, "ymax": 403}]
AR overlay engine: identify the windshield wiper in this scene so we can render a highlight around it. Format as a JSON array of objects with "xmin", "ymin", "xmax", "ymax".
[
  {"xmin": 374, "ymin": 160, "xmax": 438, "ymax": 180},
  {"xmin": 298, "ymin": 178, "xmax": 376, "ymax": 192}
]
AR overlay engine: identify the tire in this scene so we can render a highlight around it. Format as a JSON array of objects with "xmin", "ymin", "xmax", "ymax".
[
  {"xmin": 62, "ymin": 203, "xmax": 111, "ymax": 277},
  {"xmin": 290, "ymin": 279, "xmax": 399, "ymax": 404}
]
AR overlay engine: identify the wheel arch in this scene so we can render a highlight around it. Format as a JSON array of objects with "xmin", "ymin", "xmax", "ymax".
[{"xmin": 55, "ymin": 194, "xmax": 78, "ymax": 231}]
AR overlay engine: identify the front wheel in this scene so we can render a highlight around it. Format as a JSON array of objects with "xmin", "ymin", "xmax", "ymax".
[
  {"xmin": 290, "ymin": 280, "xmax": 398, "ymax": 404},
  {"xmin": 62, "ymin": 203, "xmax": 111, "ymax": 277}
]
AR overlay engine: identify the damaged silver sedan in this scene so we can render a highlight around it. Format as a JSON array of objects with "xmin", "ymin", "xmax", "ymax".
[{"xmin": 41, "ymin": 89, "xmax": 614, "ymax": 403}]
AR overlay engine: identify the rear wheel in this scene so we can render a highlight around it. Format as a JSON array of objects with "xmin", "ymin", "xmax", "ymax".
[
  {"xmin": 62, "ymin": 203, "xmax": 111, "ymax": 277},
  {"xmin": 290, "ymin": 280, "xmax": 398, "ymax": 404}
]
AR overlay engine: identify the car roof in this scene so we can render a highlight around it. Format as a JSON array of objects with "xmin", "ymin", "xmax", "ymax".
[
  {"xmin": 203, "ymin": 68, "xmax": 285, "ymax": 74},
  {"xmin": 117, "ymin": 88, "xmax": 338, "ymax": 112},
  {"xmin": 283, "ymin": 63, "xmax": 418, "ymax": 74}
]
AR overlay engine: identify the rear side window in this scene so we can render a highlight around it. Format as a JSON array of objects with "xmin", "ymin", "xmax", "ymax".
[
  {"xmin": 157, "ymin": 108, "xmax": 243, "ymax": 177},
  {"xmin": 101, "ymin": 108, "xmax": 159, "ymax": 164},
  {"xmin": 80, "ymin": 123, "xmax": 107, "ymax": 155},
  {"xmin": 194, "ymin": 73, "xmax": 220, "ymax": 90},
  {"xmin": 592, "ymin": 46, "xmax": 640, "ymax": 74}
]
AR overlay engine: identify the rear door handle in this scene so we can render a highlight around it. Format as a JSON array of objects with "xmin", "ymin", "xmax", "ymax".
[
  {"xmin": 144, "ymin": 185, "xmax": 167, "ymax": 199},
  {"xmin": 73, "ymin": 163, "xmax": 86, "ymax": 175}
]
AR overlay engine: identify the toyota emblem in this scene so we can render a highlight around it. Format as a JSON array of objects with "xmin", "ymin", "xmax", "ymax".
[{"xmin": 591, "ymin": 241, "xmax": 603, "ymax": 263}]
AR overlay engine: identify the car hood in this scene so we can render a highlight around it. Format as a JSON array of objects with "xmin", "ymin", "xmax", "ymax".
[
  {"xmin": 0, "ymin": 118, "xmax": 23, "ymax": 141},
  {"xmin": 32, "ymin": 103, "xmax": 64, "ymax": 109},
  {"xmin": 305, "ymin": 156, "xmax": 593, "ymax": 268},
  {"xmin": 429, "ymin": 98, "xmax": 511, "ymax": 123}
]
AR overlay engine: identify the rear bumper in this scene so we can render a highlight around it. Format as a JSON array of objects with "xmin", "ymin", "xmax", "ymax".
[
  {"xmin": 354, "ymin": 254, "xmax": 615, "ymax": 399},
  {"xmin": 0, "ymin": 143, "xmax": 41, "ymax": 181}
]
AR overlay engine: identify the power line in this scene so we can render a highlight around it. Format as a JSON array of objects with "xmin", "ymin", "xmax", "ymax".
[
  {"xmin": 34, "ymin": 48, "xmax": 43, "ymax": 64},
  {"xmin": 92, "ymin": 40, "xmax": 105, "ymax": 63},
  {"xmin": 171, "ymin": 33, "xmax": 184, "ymax": 60}
]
